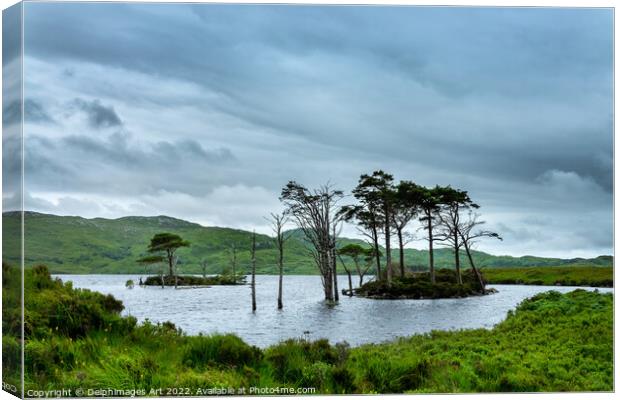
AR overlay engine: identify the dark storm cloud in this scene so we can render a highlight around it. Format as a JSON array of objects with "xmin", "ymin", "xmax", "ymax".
[
  {"xmin": 26, "ymin": 99, "xmax": 54, "ymax": 124},
  {"xmin": 2, "ymin": 132, "xmax": 21, "ymax": 183},
  {"xmin": 73, "ymin": 98, "xmax": 122, "ymax": 129},
  {"xmin": 2, "ymin": 99, "xmax": 20, "ymax": 126},
  {"xmin": 24, "ymin": 132, "xmax": 236, "ymax": 196},
  {"xmin": 18, "ymin": 3, "xmax": 613, "ymax": 256},
  {"xmin": 3, "ymin": 99, "xmax": 58, "ymax": 125}
]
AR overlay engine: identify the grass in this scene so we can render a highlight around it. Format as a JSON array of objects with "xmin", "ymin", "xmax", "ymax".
[
  {"xmin": 2, "ymin": 262, "xmax": 613, "ymax": 394},
  {"xmin": 482, "ymin": 266, "xmax": 613, "ymax": 287},
  {"xmin": 3, "ymin": 211, "xmax": 612, "ymax": 274}
]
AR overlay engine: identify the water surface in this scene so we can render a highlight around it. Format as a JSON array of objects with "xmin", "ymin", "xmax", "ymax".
[{"xmin": 55, "ymin": 274, "xmax": 613, "ymax": 347}]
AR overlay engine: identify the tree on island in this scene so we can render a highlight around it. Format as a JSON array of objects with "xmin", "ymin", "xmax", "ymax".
[
  {"xmin": 392, "ymin": 180, "xmax": 423, "ymax": 277},
  {"xmin": 418, "ymin": 186, "xmax": 444, "ymax": 284},
  {"xmin": 457, "ymin": 212, "xmax": 502, "ymax": 292},
  {"xmin": 338, "ymin": 205, "xmax": 383, "ymax": 281},
  {"xmin": 344, "ymin": 171, "xmax": 397, "ymax": 285},
  {"xmin": 336, "ymin": 170, "xmax": 502, "ymax": 294},
  {"xmin": 146, "ymin": 233, "xmax": 190, "ymax": 278},
  {"xmin": 337, "ymin": 243, "xmax": 376, "ymax": 289},
  {"xmin": 267, "ymin": 212, "xmax": 292, "ymax": 309},
  {"xmin": 281, "ymin": 181, "xmax": 344, "ymax": 302},
  {"xmin": 435, "ymin": 186, "xmax": 479, "ymax": 284}
]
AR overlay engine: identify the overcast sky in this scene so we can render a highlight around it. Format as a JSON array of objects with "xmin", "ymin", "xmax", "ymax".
[{"xmin": 2, "ymin": 3, "xmax": 613, "ymax": 258}]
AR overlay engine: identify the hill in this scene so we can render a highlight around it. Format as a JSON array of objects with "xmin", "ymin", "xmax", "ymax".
[{"xmin": 1, "ymin": 212, "xmax": 613, "ymax": 274}]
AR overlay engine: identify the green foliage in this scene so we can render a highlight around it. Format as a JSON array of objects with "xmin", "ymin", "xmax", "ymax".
[
  {"xmin": 147, "ymin": 232, "xmax": 190, "ymax": 254},
  {"xmin": 481, "ymin": 266, "xmax": 613, "ymax": 287},
  {"xmin": 337, "ymin": 244, "xmax": 375, "ymax": 260},
  {"xmin": 3, "ymin": 264, "xmax": 613, "ymax": 394},
  {"xmin": 346, "ymin": 289, "xmax": 613, "ymax": 393}
]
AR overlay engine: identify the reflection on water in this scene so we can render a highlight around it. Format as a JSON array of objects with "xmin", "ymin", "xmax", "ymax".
[{"xmin": 55, "ymin": 274, "xmax": 613, "ymax": 347}]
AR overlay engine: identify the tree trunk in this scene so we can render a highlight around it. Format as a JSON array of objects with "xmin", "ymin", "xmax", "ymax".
[
  {"xmin": 173, "ymin": 256, "xmax": 178, "ymax": 289},
  {"xmin": 337, "ymin": 254, "xmax": 354, "ymax": 296},
  {"xmin": 354, "ymin": 259, "xmax": 365, "ymax": 286},
  {"xmin": 322, "ymin": 250, "xmax": 334, "ymax": 302},
  {"xmin": 372, "ymin": 226, "xmax": 382, "ymax": 279},
  {"xmin": 427, "ymin": 211, "xmax": 435, "ymax": 284},
  {"xmin": 167, "ymin": 249, "xmax": 174, "ymax": 277},
  {"xmin": 251, "ymin": 233, "xmax": 257, "ymax": 312},
  {"xmin": 385, "ymin": 206, "xmax": 392, "ymax": 286},
  {"xmin": 454, "ymin": 229, "xmax": 462, "ymax": 284},
  {"xmin": 277, "ymin": 246, "xmax": 284, "ymax": 310},
  {"xmin": 346, "ymin": 270, "xmax": 353, "ymax": 296},
  {"xmin": 398, "ymin": 228, "xmax": 405, "ymax": 277},
  {"xmin": 332, "ymin": 246, "xmax": 339, "ymax": 302},
  {"xmin": 324, "ymin": 270, "xmax": 333, "ymax": 301},
  {"xmin": 464, "ymin": 242, "xmax": 485, "ymax": 292}
]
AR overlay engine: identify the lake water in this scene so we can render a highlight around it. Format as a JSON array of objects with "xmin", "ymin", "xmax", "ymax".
[{"xmin": 54, "ymin": 274, "xmax": 613, "ymax": 348}]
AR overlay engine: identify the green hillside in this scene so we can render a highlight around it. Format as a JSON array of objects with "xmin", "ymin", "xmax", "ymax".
[{"xmin": 1, "ymin": 212, "xmax": 613, "ymax": 274}]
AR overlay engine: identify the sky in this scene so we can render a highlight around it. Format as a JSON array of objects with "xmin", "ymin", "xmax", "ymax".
[{"xmin": 2, "ymin": 2, "xmax": 613, "ymax": 258}]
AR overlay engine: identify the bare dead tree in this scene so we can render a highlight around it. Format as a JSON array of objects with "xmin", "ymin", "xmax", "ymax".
[
  {"xmin": 434, "ymin": 187, "xmax": 479, "ymax": 284},
  {"xmin": 266, "ymin": 212, "xmax": 292, "ymax": 309},
  {"xmin": 435, "ymin": 210, "xmax": 464, "ymax": 279},
  {"xmin": 251, "ymin": 231, "xmax": 257, "ymax": 312},
  {"xmin": 457, "ymin": 212, "xmax": 502, "ymax": 292},
  {"xmin": 281, "ymin": 181, "xmax": 344, "ymax": 302},
  {"xmin": 331, "ymin": 222, "xmax": 344, "ymax": 302}
]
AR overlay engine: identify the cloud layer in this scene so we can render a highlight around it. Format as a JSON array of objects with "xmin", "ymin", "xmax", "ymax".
[{"xmin": 3, "ymin": 3, "xmax": 612, "ymax": 257}]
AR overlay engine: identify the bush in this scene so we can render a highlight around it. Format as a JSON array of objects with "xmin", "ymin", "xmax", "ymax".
[
  {"xmin": 264, "ymin": 339, "xmax": 338, "ymax": 384},
  {"xmin": 182, "ymin": 334, "xmax": 261, "ymax": 369},
  {"xmin": 2, "ymin": 335, "xmax": 21, "ymax": 374}
]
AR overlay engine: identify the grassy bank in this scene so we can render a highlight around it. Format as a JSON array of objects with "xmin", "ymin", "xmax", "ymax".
[
  {"xmin": 482, "ymin": 266, "xmax": 613, "ymax": 287},
  {"xmin": 2, "ymin": 263, "xmax": 613, "ymax": 394}
]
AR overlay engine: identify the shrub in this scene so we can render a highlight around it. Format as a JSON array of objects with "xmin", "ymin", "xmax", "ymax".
[
  {"xmin": 182, "ymin": 334, "xmax": 261, "ymax": 368},
  {"xmin": 2, "ymin": 335, "xmax": 21, "ymax": 373},
  {"xmin": 264, "ymin": 339, "xmax": 338, "ymax": 384}
]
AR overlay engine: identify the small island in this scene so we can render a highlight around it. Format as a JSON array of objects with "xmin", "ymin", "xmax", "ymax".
[
  {"xmin": 141, "ymin": 274, "xmax": 245, "ymax": 287},
  {"xmin": 137, "ymin": 232, "xmax": 246, "ymax": 287},
  {"xmin": 351, "ymin": 268, "xmax": 494, "ymax": 299}
]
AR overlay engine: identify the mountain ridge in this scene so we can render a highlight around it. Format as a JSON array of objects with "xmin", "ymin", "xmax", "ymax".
[{"xmin": 1, "ymin": 211, "xmax": 612, "ymax": 274}]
